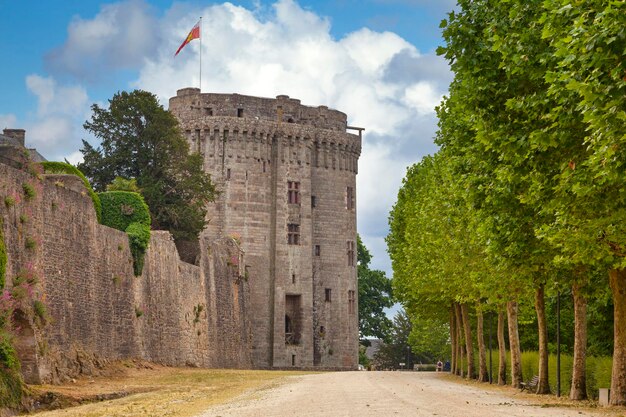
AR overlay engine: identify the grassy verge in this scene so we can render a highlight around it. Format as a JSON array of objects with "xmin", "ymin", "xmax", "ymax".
[{"xmin": 30, "ymin": 366, "xmax": 311, "ymax": 417}]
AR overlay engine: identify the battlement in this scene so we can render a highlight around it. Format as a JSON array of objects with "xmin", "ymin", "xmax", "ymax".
[{"xmin": 170, "ymin": 88, "xmax": 351, "ymax": 132}]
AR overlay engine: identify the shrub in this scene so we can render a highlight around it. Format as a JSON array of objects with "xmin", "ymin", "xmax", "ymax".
[
  {"xmin": 40, "ymin": 161, "xmax": 102, "ymax": 223},
  {"xmin": 3, "ymin": 196, "xmax": 15, "ymax": 208},
  {"xmin": 134, "ymin": 306, "xmax": 144, "ymax": 318},
  {"xmin": 99, "ymin": 191, "xmax": 151, "ymax": 232},
  {"xmin": 0, "ymin": 220, "xmax": 5, "ymax": 290},
  {"xmin": 126, "ymin": 222, "xmax": 150, "ymax": 276},
  {"xmin": 32, "ymin": 300, "xmax": 49, "ymax": 326},
  {"xmin": 0, "ymin": 331, "xmax": 23, "ymax": 408},
  {"xmin": 22, "ymin": 183, "xmax": 35, "ymax": 200},
  {"xmin": 24, "ymin": 236, "xmax": 36, "ymax": 250}
]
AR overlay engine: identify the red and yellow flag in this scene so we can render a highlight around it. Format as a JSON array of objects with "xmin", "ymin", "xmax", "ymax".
[{"xmin": 175, "ymin": 21, "xmax": 200, "ymax": 56}]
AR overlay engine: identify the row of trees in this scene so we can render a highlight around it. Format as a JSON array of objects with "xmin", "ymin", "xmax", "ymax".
[{"xmin": 388, "ymin": 0, "xmax": 625, "ymax": 404}]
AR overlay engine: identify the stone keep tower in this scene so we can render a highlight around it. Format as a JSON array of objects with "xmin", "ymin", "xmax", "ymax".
[{"xmin": 169, "ymin": 88, "xmax": 361, "ymax": 369}]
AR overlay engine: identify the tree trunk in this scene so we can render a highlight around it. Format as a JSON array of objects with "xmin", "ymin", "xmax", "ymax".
[
  {"xmin": 497, "ymin": 309, "xmax": 507, "ymax": 385},
  {"xmin": 461, "ymin": 304, "xmax": 475, "ymax": 379},
  {"xmin": 450, "ymin": 304, "xmax": 457, "ymax": 374},
  {"xmin": 535, "ymin": 284, "xmax": 550, "ymax": 394},
  {"xmin": 507, "ymin": 300, "xmax": 523, "ymax": 388},
  {"xmin": 455, "ymin": 303, "xmax": 464, "ymax": 377},
  {"xmin": 570, "ymin": 282, "xmax": 588, "ymax": 400},
  {"xmin": 609, "ymin": 268, "xmax": 626, "ymax": 405},
  {"xmin": 476, "ymin": 309, "xmax": 488, "ymax": 382}
]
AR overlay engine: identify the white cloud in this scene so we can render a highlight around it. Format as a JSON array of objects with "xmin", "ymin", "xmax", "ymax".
[
  {"xmin": 22, "ymin": 75, "xmax": 90, "ymax": 161},
  {"xmin": 35, "ymin": 0, "xmax": 451, "ymax": 277},
  {"xmin": 0, "ymin": 114, "xmax": 17, "ymax": 130},
  {"xmin": 26, "ymin": 75, "xmax": 88, "ymax": 116},
  {"xmin": 45, "ymin": 0, "xmax": 159, "ymax": 81},
  {"xmin": 404, "ymin": 81, "xmax": 443, "ymax": 115}
]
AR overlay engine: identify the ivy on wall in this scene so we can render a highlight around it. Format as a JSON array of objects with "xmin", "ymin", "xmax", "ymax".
[
  {"xmin": 99, "ymin": 191, "xmax": 151, "ymax": 276},
  {"xmin": 39, "ymin": 161, "xmax": 102, "ymax": 223}
]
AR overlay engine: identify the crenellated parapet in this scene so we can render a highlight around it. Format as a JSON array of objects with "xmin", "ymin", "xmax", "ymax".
[{"xmin": 169, "ymin": 90, "xmax": 361, "ymax": 174}]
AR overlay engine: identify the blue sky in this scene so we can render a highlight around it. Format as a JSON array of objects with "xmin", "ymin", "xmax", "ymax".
[{"xmin": 0, "ymin": 0, "xmax": 455, "ymax": 301}]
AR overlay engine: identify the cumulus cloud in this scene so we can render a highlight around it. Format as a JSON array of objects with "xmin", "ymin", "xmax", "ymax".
[
  {"xmin": 138, "ymin": 0, "xmax": 450, "ymax": 276},
  {"xmin": 0, "ymin": 114, "xmax": 17, "ymax": 130},
  {"xmin": 22, "ymin": 75, "xmax": 90, "ymax": 161},
  {"xmin": 38, "ymin": 0, "xmax": 451, "ymax": 276},
  {"xmin": 45, "ymin": 0, "xmax": 160, "ymax": 81}
]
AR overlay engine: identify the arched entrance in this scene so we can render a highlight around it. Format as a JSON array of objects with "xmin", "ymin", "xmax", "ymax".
[{"xmin": 11, "ymin": 309, "xmax": 41, "ymax": 384}]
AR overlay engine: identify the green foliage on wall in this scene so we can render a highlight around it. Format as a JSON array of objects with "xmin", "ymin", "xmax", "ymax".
[
  {"xmin": 99, "ymin": 191, "xmax": 150, "ymax": 232},
  {"xmin": 0, "ymin": 218, "xmax": 5, "ymax": 290},
  {"xmin": 126, "ymin": 222, "xmax": 150, "ymax": 276},
  {"xmin": 22, "ymin": 183, "xmax": 35, "ymax": 200},
  {"xmin": 99, "ymin": 191, "xmax": 151, "ymax": 276},
  {"xmin": 40, "ymin": 161, "xmax": 102, "ymax": 223},
  {"xmin": 0, "ymin": 331, "xmax": 23, "ymax": 408}
]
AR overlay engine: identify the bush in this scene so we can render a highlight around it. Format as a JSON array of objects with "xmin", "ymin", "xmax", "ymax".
[
  {"xmin": 126, "ymin": 222, "xmax": 151, "ymax": 276},
  {"xmin": 99, "ymin": 191, "xmax": 150, "ymax": 232},
  {"xmin": 0, "ymin": 331, "xmax": 23, "ymax": 409},
  {"xmin": 0, "ymin": 219, "xmax": 6, "ymax": 290},
  {"xmin": 22, "ymin": 183, "xmax": 35, "ymax": 200},
  {"xmin": 40, "ymin": 161, "xmax": 102, "ymax": 222}
]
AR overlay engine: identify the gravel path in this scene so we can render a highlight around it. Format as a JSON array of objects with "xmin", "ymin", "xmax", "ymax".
[{"xmin": 197, "ymin": 371, "xmax": 613, "ymax": 417}]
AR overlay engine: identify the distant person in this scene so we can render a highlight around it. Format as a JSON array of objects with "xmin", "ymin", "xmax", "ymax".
[{"xmin": 436, "ymin": 360, "xmax": 443, "ymax": 372}]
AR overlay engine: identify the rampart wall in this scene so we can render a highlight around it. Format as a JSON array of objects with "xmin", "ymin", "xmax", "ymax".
[{"xmin": 0, "ymin": 160, "xmax": 251, "ymax": 383}]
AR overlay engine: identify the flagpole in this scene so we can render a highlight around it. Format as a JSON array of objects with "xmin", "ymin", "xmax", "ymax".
[{"xmin": 199, "ymin": 16, "xmax": 202, "ymax": 92}]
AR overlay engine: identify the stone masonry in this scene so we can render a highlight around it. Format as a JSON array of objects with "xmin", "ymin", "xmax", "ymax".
[
  {"xmin": 0, "ymin": 149, "xmax": 252, "ymax": 383},
  {"xmin": 169, "ymin": 89, "xmax": 361, "ymax": 369}
]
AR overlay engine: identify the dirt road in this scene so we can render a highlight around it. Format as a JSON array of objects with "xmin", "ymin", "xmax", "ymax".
[{"xmin": 198, "ymin": 371, "xmax": 619, "ymax": 417}]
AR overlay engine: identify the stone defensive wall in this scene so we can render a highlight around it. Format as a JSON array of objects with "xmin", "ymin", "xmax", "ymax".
[{"xmin": 0, "ymin": 158, "xmax": 252, "ymax": 384}]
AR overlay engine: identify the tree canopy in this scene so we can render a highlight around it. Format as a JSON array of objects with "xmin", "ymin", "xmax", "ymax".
[
  {"xmin": 79, "ymin": 90, "xmax": 215, "ymax": 242},
  {"xmin": 387, "ymin": 0, "xmax": 626, "ymax": 403},
  {"xmin": 358, "ymin": 235, "xmax": 394, "ymax": 341}
]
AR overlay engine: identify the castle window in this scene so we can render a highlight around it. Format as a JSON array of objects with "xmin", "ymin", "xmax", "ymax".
[
  {"xmin": 285, "ymin": 295, "xmax": 302, "ymax": 345},
  {"xmin": 325, "ymin": 288, "xmax": 332, "ymax": 302},
  {"xmin": 205, "ymin": 107, "xmax": 213, "ymax": 116},
  {"xmin": 287, "ymin": 224, "xmax": 300, "ymax": 245},
  {"xmin": 315, "ymin": 245, "xmax": 321, "ymax": 256},
  {"xmin": 263, "ymin": 161, "xmax": 266, "ymax": 173},
  {"xmin": 288, "ymin": 181, "xmax": 300, "ymax": 204},
  {"xmin": 292, "ymin": 273, "xmax": 296, "ymax": 284},
  {"xmin": 226, "ymin": 168, "xmax": 231, "ymax": 180},
  {"xmin": 346, "ymin": 186, "xmax": 354, "ymax": 210},
  {"xmin": 347, "ymin": 241, "xmax": 355, "ymax": 266},
  {"xmin": 311, "ymin": 196, "xmax": 316, "ymax": 208},
  {"xmin": 292, "ymin": 354, "xmax": 296, "ymax": 366},
  {"xmin": 348, "ymin": 290, "xmax": 356, "ymax": 314},
  {"xmin": 237, "ymin": 108, "xmax": 244, "ymax": 117}
]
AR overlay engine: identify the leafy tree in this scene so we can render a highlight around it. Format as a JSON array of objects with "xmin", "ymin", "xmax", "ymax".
[
  {"xmin": 372, "ymin": 310, "xmax": 414, "ymax": 370},
  {"xmin": 79, "ymin": 90, "xmax": 216, "ymax": 242},
  {"xmin": 357, "ymin": 235, "xmax": 394, "ymax": 341},
  {"xmin": 106, "ymin": 176, "xmax": 140, "ymax": 193}
]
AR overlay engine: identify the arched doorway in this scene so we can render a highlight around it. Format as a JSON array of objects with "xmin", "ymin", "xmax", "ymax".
[{"xmin": 11, "ymin": 309, "xmax": 40, "ymax": 384}]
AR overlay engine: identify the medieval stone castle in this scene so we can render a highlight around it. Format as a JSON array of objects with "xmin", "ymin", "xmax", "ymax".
[{"xmin": 0, "ymin": 88, "xmax": 361, "ymax": 383}]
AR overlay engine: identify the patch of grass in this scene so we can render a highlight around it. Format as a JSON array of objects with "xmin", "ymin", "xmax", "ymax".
[
  {"xmin": 4, "ymin": 196, "xmax": 15, "ymax": 208},
  {"xmin": 30, "ymin": 368, "xmax": 310, "ymax": 417},
  {"xmin": 25, "ymin": 236, "xmax": 37, "ymax": 250},
  {"xmin": 22, "ymin": 183, "xmax": 36, "ymax": 200}
]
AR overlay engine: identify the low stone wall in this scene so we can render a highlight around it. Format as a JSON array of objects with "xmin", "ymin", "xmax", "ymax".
[{"xmin": 0, "ymin": 161, "xmax": 251, "ymax": 383}]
